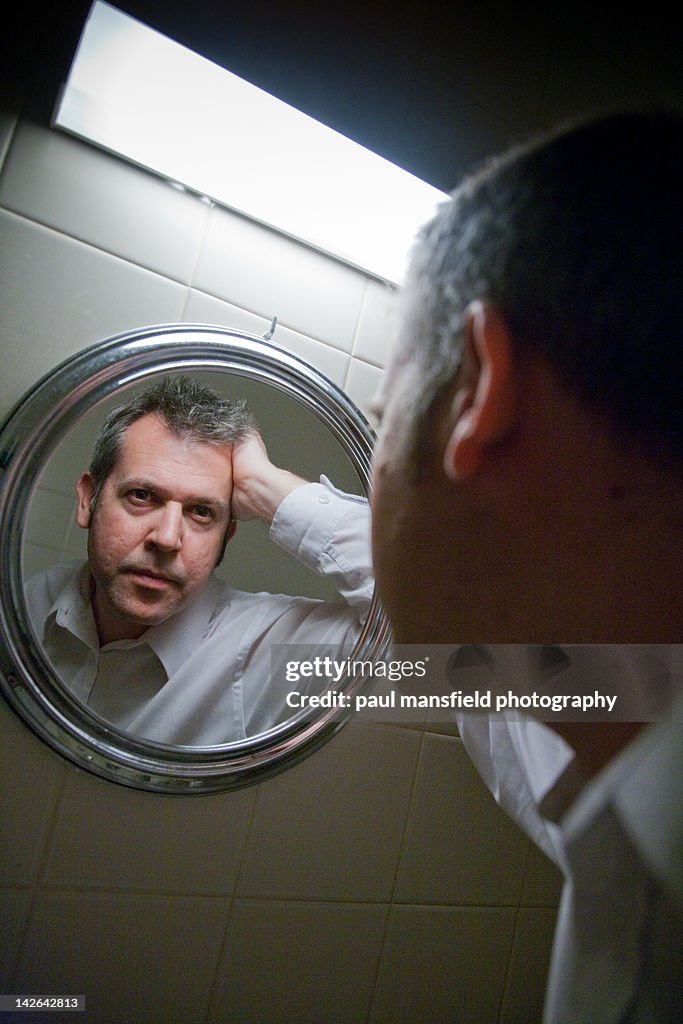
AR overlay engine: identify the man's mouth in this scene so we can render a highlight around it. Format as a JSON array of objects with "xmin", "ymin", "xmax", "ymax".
[{"xmin": 122, "ymin": 566, "xmax": 182, "ymax": 588}]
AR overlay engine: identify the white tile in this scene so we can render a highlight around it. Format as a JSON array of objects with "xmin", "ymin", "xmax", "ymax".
[
  {"xmin": 60, "ymin": 517, "xmax": 89, "ymax": 563},
  {"xmin": 0, "ymin": 121, "xmax": 210, "ymax": 283},
  {"xmin": 15, "ymin": 892, "xmax": 228, "ymax": 1024},
  {"xmin": 34, "ymin": 410, "xmax": 102, "ymax": 492},
  {"xmin": 499, "ymin": 907, "xmax": 558, "ymax": 1024},
  {"xmin": 395, "ymin": 733, "xmax": 529, "ymax": 905},
  {"xmin": 183, "ymin": 289, "xmax": 274, "ymax": 336},
  {"xmin": 353, "ymin": 278, "xmax": 399, "ymax": 367},
  {"xmin": 521, "ymin": 841, "xmax": 564, "ymax": 907},
  {"xmin": 184, "ymin": 289, "xmax": 350, "ymax": 385},
  {"xmin": 194, "ymin": 205, "xmax": 366, "ymax": 351},
  {"xmin": 424, "ymin": 709, "xmax": 460, "ymax": 737},
  {"xmin": 344, "ymin": 357, "xmax": 384, "ymax": 420},
  {"xmin": 210, "ymin": 899, "xmax": 387, "ymax": 1024},
  {"xmin": 370, "ymin": 905, "xmax": 516, "ymax": 1023},
  {"xmin": 33, "ymin": 455, "xmax": 82, "ymax": 496},
  {"xmin": 237, "ymin": 721, "xmax": 421, "ymax": 901},
  {"xmin": 0, "ymin": 891, "xmax": 31, "ymax": 987},
  {"xmin": 22, "ymin": 542, "xmax": 65, "ymax": 580},
  {"xmin": 23, "ymin": 447, "xmax": 87, "ymax": 571},
  {"xmin": 0, "ymin": 701, "xmax": 67, "ymax": 886},
  {"xmin": 42, "ymin": 769, "xmax": 256, "ymax": 894},
  {"xmin": 23, "ymin": 487, "xmax": 74, "ymax": 549},
  {"xmin": 0, "ymin": 211, "xmax": 185, "ymax": 419}
]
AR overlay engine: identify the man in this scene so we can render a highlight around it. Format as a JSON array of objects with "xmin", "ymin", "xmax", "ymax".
[
  {"xmin": 370, "ymin": 110, "xmax": 682, "ymax": 1022},
  {"xmin": 27, "ymin": 375, "xmax": 372, "ymax": 743}
]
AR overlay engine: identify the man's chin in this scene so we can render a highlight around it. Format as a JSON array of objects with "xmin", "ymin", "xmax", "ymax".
[
  {"xmin": 106, "ymin": 597, "xmax": 184, "ymax": 637},
  {"xmin": 127, "ymin": 602, "xmax": 181, "ymax": 628}
]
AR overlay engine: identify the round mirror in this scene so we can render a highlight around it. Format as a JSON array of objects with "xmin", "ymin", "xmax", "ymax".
[{"xmin": 0, "ymin": 324, "xmax": 390, "ymax": 793}]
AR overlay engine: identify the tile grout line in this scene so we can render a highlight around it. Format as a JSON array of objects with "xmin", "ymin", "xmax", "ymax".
[
  {"xmin": 364, "ymin": 726, "xmax": 427, "ymax": 1023},
  {"xmin": 6, "ymin": 756, "xmax": 71, "ymax": 990},
  {"xmin": 496, "ymin": 838, "xmax": 533, "ymax": 1024},
  {"xmin": 179, "ymin": 194, "xmax": 216, "ymax": 322},
  {"xmin": 204, "ymin": 783, "xmax": 262, "ymax": 1023}
]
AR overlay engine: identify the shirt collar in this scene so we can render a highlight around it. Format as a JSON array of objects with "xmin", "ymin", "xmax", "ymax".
[
  {"xmin": 549, "ymin": 699, "xmax": 683, "ymax": 900},
  {"xmin": 46, "ymin": 565, "xmax": 227, "ymax": 678},
  {"xmin": 46, "ymin": 562, "xmax": 100, "ymax": 652},
  {"xmin": 139, "ymin": 574, "xmax": 227, "ymax": 677},
  {"xmin": 612, "ymin": 700, "xmax": 683, "ymax": 900}
]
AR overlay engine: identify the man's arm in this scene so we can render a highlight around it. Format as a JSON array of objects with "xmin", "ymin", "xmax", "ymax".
[
  {"xmin": 231, "ymin": 431, "xmax": 373, "ymax": 610},
  {"xmin": 230, "ymin": 431, "xmax": 306, "ymax": 524}
]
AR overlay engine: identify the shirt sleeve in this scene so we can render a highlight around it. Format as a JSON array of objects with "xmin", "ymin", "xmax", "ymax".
[
  {"xmin": 456, "ymin": 711, "xmax": 569, "ymax": 869},
  {"xmin": 269, "ymin": 476, "xmax": 374, "ymax": 610}
]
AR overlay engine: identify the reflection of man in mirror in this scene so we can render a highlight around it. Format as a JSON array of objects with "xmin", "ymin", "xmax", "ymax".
[
  {"xmin": 26, "ymin": 375, "xmax": 372, "ymax": 742},
  {"xmin": 370, "ymin": 111, "xmax": 683, "ymax": 1022}
]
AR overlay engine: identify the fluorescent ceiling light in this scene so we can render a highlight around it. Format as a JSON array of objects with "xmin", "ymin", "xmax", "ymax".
[{"xmin": 53, "ymin": 1, "xmax": 448, "ymax": 284}]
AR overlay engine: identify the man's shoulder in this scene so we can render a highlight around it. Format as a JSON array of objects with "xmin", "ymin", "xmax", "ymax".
[
  {"xmin": 25, "ymin": 560, "xmax": 86, "ymax": 615},
  {"xmin": 207, "ymin": 577, "xmax": 313, "ymax": 617}
]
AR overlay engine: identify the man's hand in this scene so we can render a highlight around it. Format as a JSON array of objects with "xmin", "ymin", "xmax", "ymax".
[{"xmin": 230, "ymin": 432, "xmax": 306, "ymax": 524}]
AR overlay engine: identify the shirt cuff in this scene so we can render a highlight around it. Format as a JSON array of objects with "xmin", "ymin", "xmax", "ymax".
[{"xmin": 270, "ymin": 476, "xmax": 367, "ymax": 569}]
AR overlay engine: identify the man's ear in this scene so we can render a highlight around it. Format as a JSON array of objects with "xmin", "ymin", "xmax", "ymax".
[
  {"xmin": 76, "ymin": 472, "xmax": 96, "ymax": 528},
  {"xmin": 443, "ymin": 300, "xmax": 518, "ymax": 481}
]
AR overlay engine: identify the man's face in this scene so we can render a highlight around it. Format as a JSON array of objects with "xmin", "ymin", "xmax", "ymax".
[
  {"xmin": 370, "ymin": 291, "xmax": 509, "ymax": 643},
  {"xmin": 371, "ymin": 296, "xmax": 574, "ymax": 645},
  {"xmin": 371, "ymin": 333, "xmax": 457, "ymax": 643},
  {"xmin": 77, "ymin": 414, "xmax": 235, "ymax": 644}
]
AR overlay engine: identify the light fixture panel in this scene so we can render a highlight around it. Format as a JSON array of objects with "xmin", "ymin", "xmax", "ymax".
[{"xmin": 54, "ymin": 1, "xmax": 449, "ymax": 283}]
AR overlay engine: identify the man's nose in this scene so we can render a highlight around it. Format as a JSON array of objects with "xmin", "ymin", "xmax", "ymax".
[{"xmin": 147, "ymin": 503, "xmax": 183, "ymax": 551}]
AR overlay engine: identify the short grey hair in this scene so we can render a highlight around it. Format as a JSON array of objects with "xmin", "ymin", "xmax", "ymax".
[
  {"xmin": 401, "ymin": 108, "xmax": 683, "ymax": 473},
  {"xmin": 88, "ymin": 375, "xmax": 256, "ymax": 509}
]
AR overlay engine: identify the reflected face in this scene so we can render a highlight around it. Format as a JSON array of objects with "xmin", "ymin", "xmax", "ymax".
[{"xmin": 77, "ymin": 414, "xmax": 236, "ymax": 644}]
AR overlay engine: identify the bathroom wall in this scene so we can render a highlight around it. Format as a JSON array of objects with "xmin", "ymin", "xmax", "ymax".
[{"xmin": 0, "ymin": 99, "xmax": 563, "ymax": 1021}]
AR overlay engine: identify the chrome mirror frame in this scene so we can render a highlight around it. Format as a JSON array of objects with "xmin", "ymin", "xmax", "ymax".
[{"xmin": 0, "ymin": 324, "xmax": 390, "ymax": 793}]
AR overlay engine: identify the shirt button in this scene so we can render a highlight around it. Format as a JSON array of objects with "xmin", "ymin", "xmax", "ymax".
[{"xmin": 318, "ymin": 494, "xmax": 330, "ymax": 504}]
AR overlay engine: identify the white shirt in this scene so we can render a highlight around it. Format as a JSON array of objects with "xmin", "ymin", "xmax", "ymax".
[
  {"xmin": 456, "ymin": 646, "xmax": 683, "ymax": 1023},
  {"xmin": 26, "ymin": 479, "xmax": 373, "ymax": 745}
]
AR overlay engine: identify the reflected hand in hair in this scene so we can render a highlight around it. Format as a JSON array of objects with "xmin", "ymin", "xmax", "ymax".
[{"xmin": 230, "ymin": 430, "xmax": 306, "ymax": 525}]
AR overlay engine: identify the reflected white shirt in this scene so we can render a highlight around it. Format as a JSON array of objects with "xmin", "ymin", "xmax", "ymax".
[
  {"xmin": 26, "ymin": 479, "xmax": 372, "ymax": 745},
  {"xmin": 456, "ymin": 646, "xmax": 683, "ymax": 1024}
]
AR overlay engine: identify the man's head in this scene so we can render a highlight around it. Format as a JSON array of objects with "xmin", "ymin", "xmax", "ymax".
[
  {"xmin": 372, "ymin": 109, "xmax": 683, "ymax": 643},
  {"xmin": 85, "ymin": 375, "xmax": 255, "ymax": 512},
  {"xmin": 76, "ymin": 375, "xmax": 255, "ymax": 643}
]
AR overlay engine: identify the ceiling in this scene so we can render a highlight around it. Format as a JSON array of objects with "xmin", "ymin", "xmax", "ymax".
[{"xmin": 7, "ymin": 1, "xmax": 683, "ymax": 192}]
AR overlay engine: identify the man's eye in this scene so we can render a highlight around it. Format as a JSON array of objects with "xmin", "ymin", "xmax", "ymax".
[
  {"xmin": 129, "ymin": 488, "xmax": 152, "ymax": 503},
  {"xmin": 192, "ymin": 505, "xmax": 214, "ymax": 521}
]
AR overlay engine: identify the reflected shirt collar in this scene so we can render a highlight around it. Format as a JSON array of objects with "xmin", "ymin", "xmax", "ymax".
[
  {"xmin": 47, "ymin": 563, "xmax": 99, "ymax": 652},
  {"xmin": 47, "ymin": 567, "xmax": 228, "ymax": 680},
  {"xmin": 141, "ymin": 575, "xmax": 228, "ymax": 677}
]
